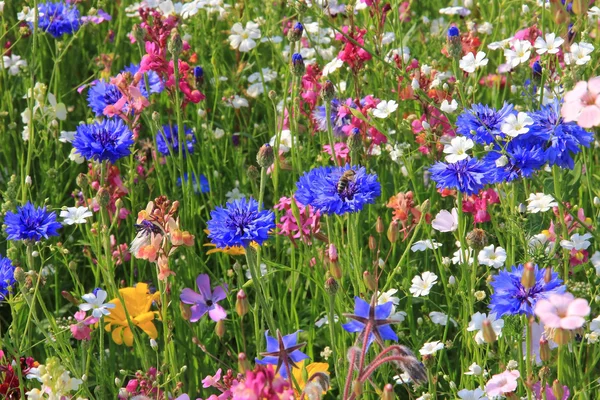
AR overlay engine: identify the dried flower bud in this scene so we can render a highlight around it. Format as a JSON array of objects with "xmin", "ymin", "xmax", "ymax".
[
  {"xmin": 552, "ymin": 380, "xmax": 564, "ymax": 400},
  {"xmin": 61, "ymin": 290, "xmax": 79, "ymax": 305},
  {"xmin": 376, "ymin": 217, "xmax": 384, "ymax": 234},
  {"xmin": 521, "ymin": 262, "xmax": 536, "ymax": 289},
  {"xmin": 168, "ymin": 31, "xmax": 183, "ymax": 56},
  {"xmin": 257, "ymin": 143, "xmax": 274, "ymax": 168},
  {"xmin": 320, "ymin": 80, "xmax": 335, "ymax": 101},
  {"xmin": 363, "ymin": 271, "xmax": 376, "ymax": 291},
  {"xmin": 268, "ymin": 90, "xmax": 277, "ymax": 100},
  {"xmin": 247, "ymin": 165, "xmax": 259, "ymax": 181},
  {"xmin": 325, "ymin": 277, "xmax": 339, "ymax": 295},
  {"xmin": 96, "ymin": 188, "xmax": 111, "ymax": 208},
  {"xmin": 236, "ymin": 289, "xmax": 249, "ymax": 317},
  {"xmin": 539, "ymin": 337, "xmax": 551, "ymax": 362},
  {"xmin": 466, "ymin": 228, "xmax": 488, "ymax": 250},
  {"xmin": 387, "ymin": 220, "xmax": 399, "ymax": 243},
  {"xmin": 215, "ymin": 320, "xmax": 225, "ymax": 338},
  {"xmin": 482, "ymin": 319, "xmax": 497, "ymax": 343},
  {"xmin": 368, "ymin": 235, "xmax": 376, "ymax": 251},
  {"xmin": 381, "ymin": 383, "xmax": 394, "ymax": 400}
]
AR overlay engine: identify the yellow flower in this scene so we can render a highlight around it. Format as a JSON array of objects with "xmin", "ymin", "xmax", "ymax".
[
  {"xmin": 291, "ymin": 361, "xmax": 330, "ymax": 397},
  {"xmin": 203, "ymin": 229, "xmax": 259, "ymax": 256},
  {"xmin": 104, "ymin": 283, "xmax": 160, "ymax": 346}
]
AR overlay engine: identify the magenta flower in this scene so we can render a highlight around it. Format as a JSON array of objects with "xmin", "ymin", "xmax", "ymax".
[
  {"xmin": 485, "ymin": 370, "xmax": 520, "ymax": 397},
  {"xmin": 533, "ymin": 382, "xmax": 569, "ymax": 400},
  {"xmin": 534, "ymin": 292, "xmax": 590, "ymax": 330},
  {"xmin": 561, "ymin": 76, "xmax": 600, "ymax": 128},
  {"xmin": 180, "ymin": 274, "xmax": 228, "ymax": 322}
]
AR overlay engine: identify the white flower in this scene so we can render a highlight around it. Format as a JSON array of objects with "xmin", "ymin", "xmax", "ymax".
[
  {"xmin": 591, "ymin": 251, "xmax": 600, "ymax": 276},
  {"xmin": 590, "ymin": 315, "xmax": 600, "ymax": 334},
  {"xmin": 411, "ymin": 240, "xmax": 442, "ymax": 252},
  {"xmin": 0, "ymin": 2, "xmax": 4, "ymax": 14},
  {"xmin": 440, "ymin": 98, "xmax": 458, "ymax": 113},
  {"xmin": 225, "ymin": 187, "xmax": 245, "ymax": 201},
  {"xmin": 526, "ymin": 193, "xmax": 558, "ymax": 213},
  {"xmin": 322, "ymin": 58, "xmax": 343, "ymax": 76},
  {"xmin": 79, "ymin": 289, "xmax": 116, "ymax": 319},
  {"xmin": 457, "ymin": 388, "xmax": 488, "ymax": 400},
  {"xmin": 409, "ymin": 271, "xmax": 438, "ymax": 297},
  {"xmin": 429, "ymin": 311, "xmax": 452, "ymax": 326},
  {"xmin": 419, "ymin": 341, "xmax": 444, "ymax": 355},
  {"xmin": 390, "ymin": 311, "xmax": 408, "ymax": 322},
  {"xmin": 439, "ymin": 6, "xmax": 471, "ymax": 16},
  {"xmin": 247, "ymin": 68, "xmax": 277, "ymax": 83},
  {"xmin": 504, "ymin": 40, "xmax": 532, "ymax": 68},
  {"xmin": 501, "ymin": 112, "xmax": 533, "ymax": 137},
  {"xmin": 477, "ymin": 22, "xmax": 493, "ymax": 35},
  {"xmin": 443, "ymin": 136, "xmax": 474, "ymax": 163},
  {"xmin": 560, "ymin": 233, "xmax": 593, "ymax": 251},
  {"xmin": 2, "ymin": 54, "xmax": 27, "ymax": 75},
  {"xmin": 381, "ymin": 31, "xmax": 395, "ymax": 45},
  {"xmin": 228, "ymin": 21, "xmax": 261, "ymax": 52},
  {"xmin": 59, "ymin": 131, "xmax": 76, "ymax": 143},
  {"xmin": 589, "ymin": 6, "xmax": 600, "ymax": 18},
  {"xmin": 564, "ymin": 42, "xmax": 594, "ymax": 65},
  {"xmin": 459, "ymin": 51, "xmax": 488, "ymax": 73},
  {"xmin": 377, "ymin": 288, "xmax": 400, "ymax": 307},
  {"xmin": 432, "ymin": 208, "xmax": 458, "ymax": 232},
  {"xmin": 314, "ymin": 314, "xmax": 339, "ymax": 328},
  {"xmin": 452, "ymin": 245, "xmax": 473, "ymax": 265},
  {"xmin": 69, "ymin": 148, "xmax": 85, "ymax": 164},
  {"xmin": 60, "ymin": 207, "xmax": 93, "ymax": 225},
  {"xmin": 246, "ymin": 82, "xmax": 264, "ymax": 98},
  {"xmin": 477, "ymin": 245, "xmax": 506, "ymax": 268},
  {"xmin": 394, "ymin": 372, "xmax": 412, "ymax": 385},
  {"xmin": 17, "ymin": 7, "xmax": 36, "ymax": 22},
  {"xmin": 269, "ymin": 130, "xmax": 294, "ymax": 153},
  {"xmin": 464, "ymin": 363, "xmax": 483, "ymax": 376},
  {"xmin": 372, "ymin": 100, "xmax": 398, "ymax": 119},
  {"xmin": 534, "ymin": 33, "xmax": 564, "ymax": 55},
  {"xmin": 467, "ymin": 312, "xmax": 504, "ymax": 345},
  {"xmin": 487, "ymin": 38, "xmax": 511, "ymax": 50},
  {"xmin": 245, "ymin": 263, "xmax": 267, "ymax": 280},
  {"xmin": 228, "ymin": 95, "xmax": 249, "ymax": 108}
]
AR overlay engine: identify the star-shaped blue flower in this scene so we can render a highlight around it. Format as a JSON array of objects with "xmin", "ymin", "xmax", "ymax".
[
  {"xmin": 342, "ymin": 296, "xmax": 398, "ymax": 348},
  {"xmin": 255, "ymin": 330, "xmax": 308, "ymax": 378}
]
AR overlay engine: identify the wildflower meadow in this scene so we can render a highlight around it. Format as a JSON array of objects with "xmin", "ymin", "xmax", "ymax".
[{"xmin": 2, "ymin": 0, "xmax": 600, "ymax": 398}]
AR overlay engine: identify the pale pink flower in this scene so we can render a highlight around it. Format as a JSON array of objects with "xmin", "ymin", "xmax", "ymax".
[
  {"xmin": 485, "ymin": 370, "xmax": 520, "ymax": 397},
  {"xmin": 202, "ymin": 368, "xmax": 222, "ymax": 388},
  {"xmin": 431, "ymin": 208, "xmax": 458, "ymax": 232},
  {"xmin": 561, "ymin": 77, "xmax": 600, "ymax": 128},
  {"xmin": 534, "ymin": 292, "xmax": 590, "ymax": 330}
]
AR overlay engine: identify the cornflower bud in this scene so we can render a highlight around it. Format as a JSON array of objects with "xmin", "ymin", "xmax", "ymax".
[
  {"xmin": 168, "ymin": 31, "xmax": 183, "ymax": 56},
  {"xmin": 363, "ymin": 271, "xmax": 376, "ymax": 291},
  {"xmin": 447, "ymin": 26, "xmax": 462, "ymax": 59},
  {"xmin": 152, "ymin": 111, "xmax": 161, "ymax": 123},
  {"xmin": 236, "ymin": 290, "xmax": 249, "ymax": 317},
  {"xmin": 287, "ymin": 22, "xmax": 304, "ymax": 42},
  {"xmin": 76, "ymin": 173, "xmax": 89, "ymax": 190},
  {"xmin": 247, "ymin": 165, "xmax": 259, "ymax": 181},
  {"xmin": 132, "ymin": 24, "xmax": 145, "ymax": 43},
  {"xmin": 347, "ymin": 129, "xmax": 362, "ymax": 153},
  {"xmin": 466, "ymin": 228, "xmax": 488, "ymax": 250},
  {"xmin": 194, "ymin": 66, "xmax": 204, "ymax": 86},
  {"xmin": 320, "ymin": 80, "xmax": 335, "ymax": 101},
  {"xmin": 96, "ymin": 188, "xmax": 111, "ymax": 208},
  {"xmin": 521, "ymin": 262, "xmax": 536, "ymax": 289},
  {"xmin": 268, "ymin": 90, "xmax": 277, "ymax": 100},
  {"xmin": 14, "ymin": 267, "xmax": 26, "ymax": 284},
  {"xmin": 257, "ymin": 143, "xmax": 274, "ymax": 168},
  {"xmin": 291, "ymin": 53, "xmax": 306, "ymax": 76},
  {"xmin": 325, "ymin": 277, "xmax": 339, "ymax": 295}
]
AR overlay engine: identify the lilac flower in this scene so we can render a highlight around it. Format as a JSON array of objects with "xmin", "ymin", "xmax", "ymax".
[
  {"xmin": 4, "ymin": 202, "xmax": 62, "ymax": 242},
  {"xmin": 180, "ymin": 274, "xmax": 228, "ymax": 322},
  {"xmin": 489, "ymin": 264, "xmax": 565, "ymax": 317},
  {"xmin": 255, "ymin": 330, "xmax": 308, "ymax": 378},
  {"xmin": 342, "ymin": 296, "xmax": 398, "ymax": 348}
]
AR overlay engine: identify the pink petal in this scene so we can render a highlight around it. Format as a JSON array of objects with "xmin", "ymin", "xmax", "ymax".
[
  {"xmin": 561, "ymin": 101, "xmax": 583, "ymax": 122},
  {"xmin": 567, "ymin": 298, "xmax": 590, "ymax": 317},
  {"xmin": 587, "ymin": 76, "xmax": 600, "ymax": 95},
  {"xmin": 577, "ymin": 106, "xmax": 600, "ymax": 128},
  {"xmin": 560, "ymin": 316, "xmax": 585, "ymax": 330},
  {"xmin": 208, "ymin": 304, "xmax": 227, "ymax": 321},
  {"xmin": 564, "ymin": 81, "xmax": 588, "ymax": 102}
]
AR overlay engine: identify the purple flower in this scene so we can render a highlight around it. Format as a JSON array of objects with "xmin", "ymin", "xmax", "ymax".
[
  {"xmin": 342, "ymin": 296, "xmax": 398, "ymax": 348},
  {"xmin": 255, "ymin": 330, "xmax": 308, "ymax": 378},
  {"xmin": 180, "ymin": 274, "xmax": 227, "ymax": 322}
]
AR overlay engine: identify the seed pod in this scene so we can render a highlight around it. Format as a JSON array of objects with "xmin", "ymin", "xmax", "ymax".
[
  {"xmin": 368, "ymin": 235, "xmax": 376, "ymax": 251},
  {"xmin": 215, "ymin": 320, "xmax": 225, "ymax": 338}
]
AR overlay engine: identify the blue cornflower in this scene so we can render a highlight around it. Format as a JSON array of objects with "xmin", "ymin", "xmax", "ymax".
[
  {"xmin": 255, "ymin": 330, "xmax": 308, "ymax": 378},
  {"xmin": 484, "ymin": 143, "xmax": 545, "ymax": 183},
  {"xmin": 34, "ymin": 1, "xmax": 81, "ymax": 38},
  {"xmin": 156, "ymin": 125, "xmax": 197, "ymax": 156},
  {"xmin": 4, "ymin": 202, "xmax": 62, "ymax": 242},
  {"xmin": 456, "ymin": 103, "xmax": 514, "ymax": 144},
  {"xmin": 429, "ymin": 157, "xmax": 491, "ymax": 196},
  {"xmin": 0, "ymin": 255, "xmax": 16, "ymax": 300},
  {"xmin": 207, "ymin": 197, "xmax": 275, "ymax": 248},
  {"xmin": 447, "ymin": 26, "xmax": 460, "ymax": 37},
  {"xmin": 527, "ymin": 100, "xmax": 593, "ymax": 169},
  {"xmin": 313, "ymin": 98, "xmax": 349, "ymax": 137},
  {"xmin": 177, "ymin": 173, "xmax": 210, "ymax": 194},
  {"xmin": 295, "ymin": 165, "xmax": 381, "ymax": 215},
  {"xmin": 342, "ymin": 297, "xmax": 398, "ymax": 348},
  {"xmin": 73, "ymin": 119, "xmax": 133, "ymax": 163},
  {"xmin": 489, "ymin": 264, "xmax": 565, "ymax": 317}
]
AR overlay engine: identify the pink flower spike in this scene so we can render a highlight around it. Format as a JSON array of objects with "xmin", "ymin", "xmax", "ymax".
[{"xmin": 534, "ymin": 293, "xmax": 590, "ymax": 330}]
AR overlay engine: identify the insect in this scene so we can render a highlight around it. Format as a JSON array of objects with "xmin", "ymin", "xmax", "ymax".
[{"xmin": 337, "ymin": 169, "xmax": 356, "ymax": 194}]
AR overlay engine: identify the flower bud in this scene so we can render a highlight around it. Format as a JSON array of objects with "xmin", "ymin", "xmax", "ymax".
[
  {"xmin": 291, "ymin": 53, "xmax": 306, "ymax": 76},
  {"xmin": 376, "ymin": 217, "xmax": 384, "ymax": 234},
  {"xmin": 363, "ymin": 271, "xmax": 376, "ymax": 291},
  {"xmin": 287, "ymin": 22, "xmax": 304, "ymax": 42},
  {"xmin": 482, "ymin": 319, "xmax": 497, "ymax": 343},
  {"xmin": 352, "ymin": 381, "xmax": 362, "ymax": 397},
  {"xmin": 268, "ymin": 90, "xmax": 277, "ymax": 100},
  {"xmin": 168, "ymin": 31, "xmax": 183, "ymax": 56},
  {"xmin": 381, "ymin": 384, "xmax": 394, "ymax": 400},
  {"xmin": 368, "ymin": 235, "xmax": 376, "ymax": 251},
  {"xmin": 96, "ymin": 188, "xmax": 111, "ymax": 208},
  {"xmin": 257, "ymin": 143, "xmax": 275, "ymax": 168},
  {"xmin": 236, "ymin": 289, "xmax": 249, "ymax": 317},
  {"xmin": 238, "ymin": 353, "xmax": 251, "ymax": 373},
  {"xmin": 14, "ymin": 267, "xmax": 26, "ymax": 284},
  {"xmin": 180, "ymin": 302, "xmax": 192, "ymax": 321},
  {"xmin": 330, "ymin": 262, "xmax": 342, "ymax": 280},
  {"xmin": 447, "ymin": 26, "xmax": 462, "ymax": 59},
  {"xmin": 466, "ymin": 228, "xmax": 488, "ymax": 250},
  {"xmin": 215, "ymin": 319, "xmax": 225, "ymax": 338},
  {"xmin": 387, "ymin": 220, "xmax": 399, "ymax": 243},
  {"xmin": 61, "ymin": 290, "xmax": 79, "ymax": 305},
  {"xmin": 247, "ymin": 165, "xmax": 259, "ymax": 181},
  {"xmin": 594, "ymin": 196, "xmax": 600, "ymax": 207},
  {"xmin": 132, "ymin": 24, "xmax": 145, "ymax": 44},
  {"xmin": 328, "ymin": 244, "xmax": 338, "ymax": 262},
  {"xmin": 320, "ymin": 80, "xmax": 335, "ymax": 101},
  {"xmin": 552, "ymin": 380, "xmax": 564, "ymax": 400},
  {"xmin": 544, "ymin": 267, "xmax": 553, "ymax": 284},
  {"xmin": 76, "ymin": 173, "xmax": 89, "ymax": 189},
  {"xmin": 539, "ymin": 337, "xmax": 551, "ymax": 362},
  {"xmin": 325, "ymin": 277, "xmax": 339, "ymax": 295},
  {"xmin": 347, "ymin": 129, "xmax": 362, "ymax": 153},
  {"xmin": 553, "ymin": 328, "xmax": 571, "ymax": 345},
  {"xmin": 572, "ymin": 0, "xmax": 587, "ymax": 15},
  {"xmin": 150, "ymin": 339, "xmax": 158, "ymax": 350},
  {"xmin": 521, "ymin": 262, "xmax": 536, "ymax": 289}
]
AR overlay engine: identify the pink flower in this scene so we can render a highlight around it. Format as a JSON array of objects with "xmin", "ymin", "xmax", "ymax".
[
  {"xmin": 323, "ymin": 143, "xmax": 350, "ymax": 164},
  {"xmin": 202, "ymin": 368, "xmax": 222, "ymax": 388},
  {"xmin": 533, "ymin": 382, "xmax": 569, "ymax": 400},
  {"xmin": 485, "ymin": 370, "xmax": 520, "ymax": 397},
  {"xmin": 534, "ymin": 292, "xmax": 590, "ymax": 330},
  {"xmin": 561, "ymin": 77, "xmax": 600, "ymax": 128},
  {"xmin": 431, "ymin": 208, "xmax": 458, "ymax": 232}
]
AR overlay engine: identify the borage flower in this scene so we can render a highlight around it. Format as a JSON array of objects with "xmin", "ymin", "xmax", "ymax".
[
  {"xmin": 4, "ymin": 202, "xmax": 62, "ymax": 242},
  {"xmin": 207, "ymin": 197, "xmax": 275, "ymax": 248},
  {"xmin": 342, "ymin": 296, "xmax": 398, "ymax": 348},
  {"xmin": 255, "ymin": 330, "xmax": 309, "ymax": 379},
  {"xmin": 295, "ymin": 165, "xmax": 380, "ymax": 215},
  {"xmin": 180, "ymin": 274, "xmax": 228, "ymax": 322}
]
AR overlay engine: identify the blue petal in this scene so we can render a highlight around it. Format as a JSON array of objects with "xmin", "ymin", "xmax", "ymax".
[
  {"xmin": 354, "ymin": 297, "xmax": 370, "ymax": 318},
  {"xmin": 265, "ymin": 331, "xmax": 279, "ymax": 352},
  {"xmin": 377, "ymin": 325, "xmax": 399, "ymax": 342},
  {"xmin": 282, "ymin": 331, "xmax": 299, "ymax": 349},
  {"xmin": 342, "ymin": 321, "xmax": 364, "ymax": 333},
  {"xmin": 374, "ymin": 302, "xmax": 393, "ymax": 320},
  {"xmin": 289, "ymin": 350, "xmax": 309, "ymax": 363}
]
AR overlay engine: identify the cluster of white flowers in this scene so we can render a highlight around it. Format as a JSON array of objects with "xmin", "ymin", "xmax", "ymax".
[
  {"xmin": 21, "ymin": 83, "xmax": 68, "ymax": 142},
  {"xmin": 26, "ymin": 357, "xmax": 84, "ymax": 400}
]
